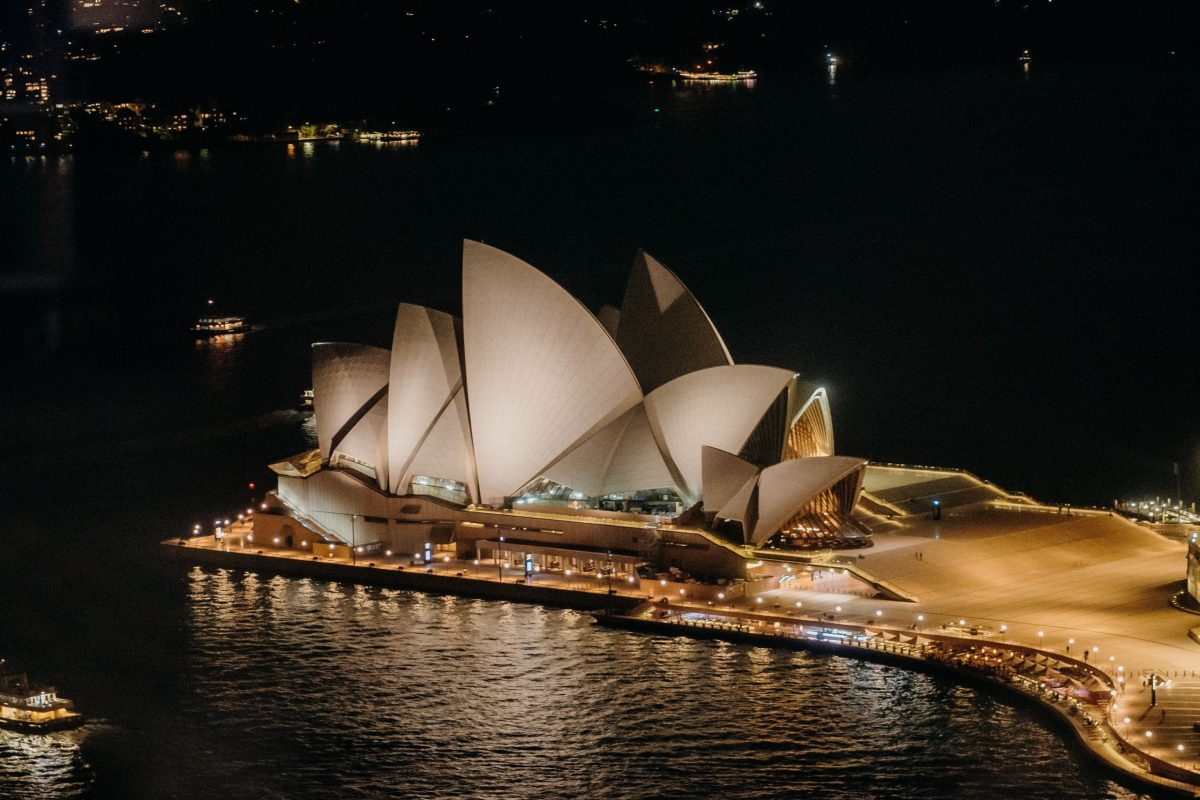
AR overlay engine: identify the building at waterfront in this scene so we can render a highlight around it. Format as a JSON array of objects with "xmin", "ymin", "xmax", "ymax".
[{"xmin": 259, "ymin": 241, "xmax": 876, "ymax": 580}]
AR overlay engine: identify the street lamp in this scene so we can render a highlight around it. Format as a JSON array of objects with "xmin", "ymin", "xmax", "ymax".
[{"xmin": 497, "ymin": 535, "xmax": 505, "ymax": 580}]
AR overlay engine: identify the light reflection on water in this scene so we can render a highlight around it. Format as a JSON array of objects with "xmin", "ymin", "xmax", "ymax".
[
  {"xmin": 166, "ymin": 566, "xmax": 1150, "ymax": 800},
  {"xmin": 0, "ymin": 727, "xmax": 93, "ymax": 798}
]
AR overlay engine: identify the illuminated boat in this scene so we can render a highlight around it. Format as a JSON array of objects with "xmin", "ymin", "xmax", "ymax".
[
  {"xmin": 0, "ymin": 667, "xmax": 84, "ymax": 733},
  {"xmin": 301, "ymin": 387, "xmax": 314, "ymax": 408},
  {"xmin": 353, "ymin": 130, "xmax": 421, "ymax": 144},
  {"xmin": 192, "ymin": 315, "xmax": 249, "ymax": 336},
  {"xmin": 677, "ymin": 69, "xmax": 757, "ymax": 81}
]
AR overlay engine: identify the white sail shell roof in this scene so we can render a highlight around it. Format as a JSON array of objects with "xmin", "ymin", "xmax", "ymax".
[
  {"xmin": 543, "ymin": 404, "xmax": 678, "ymax": 497},
  {"xmin": 387, "ymin": 303, "xmax": 464, "ymax": 494},
  {"xmin": 750, "ymin": 455, "xmax": 867, "ymax": 545},
  {"xmin": 312, "ymin": 342, "xmax": 391, "ymax": 460},
  {"xmin": 332, "ymin": 392, "xmax": 390, "ymax": 490},
  {"xmin": 403, "ymin": 387, "xmax": 476, "ymax": 496},
  {"xmin": 715, "ymin": 472, "xmax": 759, "ymax": 528},
  {"xmin": 701, "ymin": 446, "xmax": 759, "ymax": 513},
  {"xmin": 601, "ymin": 404, "xmax": 677, "ymax": 495},
  {"xmin": 462, "ymin": 240, "xmax": 643, "ymax": 505},
  {"xmin": 614, "ymin": 250, "xmax": 732, "ymax": 393},
  {"xmin": 644, "ymin": 364, "xmax": 797, "ymax": 504}
]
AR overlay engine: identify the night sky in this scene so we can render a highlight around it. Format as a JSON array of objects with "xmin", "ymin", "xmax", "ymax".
[{"xmin": 3, "ymin": 0, "xmax": 1198, "ymax": 507}]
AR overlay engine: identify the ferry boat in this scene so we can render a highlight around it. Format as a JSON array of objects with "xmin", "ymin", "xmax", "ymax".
[
  {"xmin": 301, "ymin": 387, "xmax": 314, "ymax": 408},
  {"xmin": 192, "ymin": 315, "xmax": 249, "ymax": 336},
  {"xmin": 352, "ymin": 130, "xmax": 421, "ymax": 144},
  {"xmin": 0, "ymin": 666, "xmax": 84, "ymax": 733},
  {"xmin": 677, "ymin": 69, "xmax": 757, "ymax": 81},
  {"xmin": 193, "ymin": 298, "xmax": 250, "ymax": 337}
]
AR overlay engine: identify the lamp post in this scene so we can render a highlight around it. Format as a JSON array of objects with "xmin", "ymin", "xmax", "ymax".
[
  {"xmin": 497, "ymin": 535, "xmax": 505, "ymax": 581},
  {"xmin": 350, "ymin": 515, "xmax": 357, "ymax": 564}
]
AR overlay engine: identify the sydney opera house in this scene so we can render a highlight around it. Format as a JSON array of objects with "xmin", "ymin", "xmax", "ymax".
[{"xmin": 257, "ymin": 241, "xmax": 874, "ymax": 581}]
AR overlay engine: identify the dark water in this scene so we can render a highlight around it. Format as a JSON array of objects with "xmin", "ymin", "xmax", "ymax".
[
  {"xmin": 2, "ymin": 567, "xmax": 1151, "ymax": 800},
  {"xmin": 1, "ymin": 60, "xmax": 1195, "ymax": 798}
]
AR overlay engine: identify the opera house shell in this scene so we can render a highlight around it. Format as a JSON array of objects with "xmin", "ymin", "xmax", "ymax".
[{"xmin": 268, "ymin": 241, "xmax": 870, "ymax": 578}]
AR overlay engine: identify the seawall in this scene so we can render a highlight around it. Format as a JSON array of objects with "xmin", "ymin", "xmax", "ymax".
[
  {"xmin": 594, "ymin": 613, "xmax": 1199, "ymax": 799},
  {"xmin": 159, "ymin": 541, "xmax": 642, "ymax": 613}
]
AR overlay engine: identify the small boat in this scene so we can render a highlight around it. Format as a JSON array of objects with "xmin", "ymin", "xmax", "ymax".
[
  {"xmin": 1019, "ymin": 50, "xmax": 1032, "ymax": 64},
  {"xmin": 301, "ymin": 388, "xmax": 314, "ymax": 408},
  {"xmin": 0, "ymin": 665, "xmax": 84, "ymax": 733}
]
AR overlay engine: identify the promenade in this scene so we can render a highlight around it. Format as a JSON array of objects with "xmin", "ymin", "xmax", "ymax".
[{"xmin": 168, "ymin": 505, "xmax": 1200, "ymax": 795}]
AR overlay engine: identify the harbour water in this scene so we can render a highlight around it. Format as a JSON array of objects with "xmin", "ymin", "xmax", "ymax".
[
  {"xmin": 2, "ymin": 59, "xmax": 1196, "ymax": 798},
  {"xmin": 1, "ymin": 567, "xmax": 1151, "ymax": 799}
]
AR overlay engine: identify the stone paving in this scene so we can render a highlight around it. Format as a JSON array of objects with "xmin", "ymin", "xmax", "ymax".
[{"xmin": 766, "ymin": 506, "xmax": 1200, "ymax": 776}]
